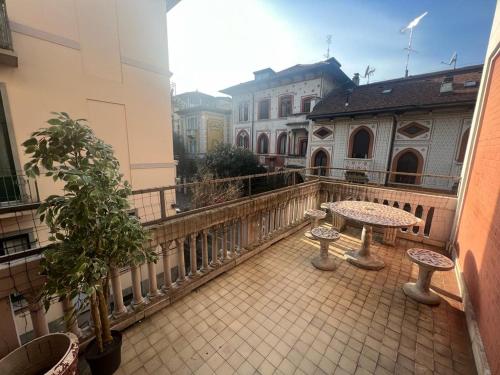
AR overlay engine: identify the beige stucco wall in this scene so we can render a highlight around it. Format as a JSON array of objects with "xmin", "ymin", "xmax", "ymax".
[{"xmin": 1, "ymin": 0, "xmax": 176, "ymax": 198}]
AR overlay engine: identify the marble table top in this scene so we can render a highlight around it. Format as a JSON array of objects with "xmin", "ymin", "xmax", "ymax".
[
  {"xmin": 407, "ymin": 248, "xmax": 455, "ymax": 270},
  {"xmin": 329, "ymin": 201, "xmax": 418, "ymax": 228},
  {"xmin": 311, "ymin": 227, "xmax": 341, "ymax": 241}
]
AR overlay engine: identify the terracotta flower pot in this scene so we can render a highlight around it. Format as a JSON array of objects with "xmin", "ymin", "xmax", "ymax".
[{"xmin": 0, "ymin": 332, "xmax": 79, "ymax": 375}]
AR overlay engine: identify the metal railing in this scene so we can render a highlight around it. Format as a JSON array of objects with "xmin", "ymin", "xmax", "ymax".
[
  {"xmin": 0, "ymin": 171, "xmax": 40, "ymax": 209},
  {"xmin": 0, "ymin": 0, "xmax": 13, "ymax": 50}
]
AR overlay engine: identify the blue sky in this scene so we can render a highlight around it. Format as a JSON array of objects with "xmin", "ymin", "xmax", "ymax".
[{"xmin": 167, "ymin": 0, "xmax": 496, "ymax": 96}]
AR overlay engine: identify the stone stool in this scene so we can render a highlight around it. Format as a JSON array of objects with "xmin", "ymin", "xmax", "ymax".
[
  {"xmin": 311, "ymin": 227, "xmax": 341, "ymax": 271},
  {"xmin": 403, "ymin": 248, "xmax": 454, "ymax": 305},
  {"xmin": 304, "ymin": 209, "xmax": 326, "ymax": 231}
]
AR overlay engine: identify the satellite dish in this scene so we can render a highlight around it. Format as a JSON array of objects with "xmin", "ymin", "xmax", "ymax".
[{"xmin": 441, "ymin": 52, "xmax": 458, "ymax": 69}]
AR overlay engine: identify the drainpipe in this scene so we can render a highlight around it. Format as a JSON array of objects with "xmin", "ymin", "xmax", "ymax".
[
  {"xmin": 385, "ymin": 114, "xmax": 398, "ymax": 185},
  {"xmin": 251, "ymin": 92, "xmax": 255, "ymax": 151}
]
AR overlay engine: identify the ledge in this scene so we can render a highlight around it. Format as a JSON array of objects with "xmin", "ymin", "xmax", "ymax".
[{"xmin": 0, "ymin": 48, "xmax": 17, "ymax": 67}]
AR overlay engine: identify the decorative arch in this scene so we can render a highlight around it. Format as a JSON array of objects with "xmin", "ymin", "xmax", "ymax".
[
  {"xmin": 257, "ymin": 133, "xmax": 269, "ymax": 154},
  {"xmin": 391, "ymin": 148, "xmax": 424, "ymax": 184},
  {"xmin": 276, "ymin": 132, "xmax": 287, "ymax": 155},
  {"xmin": 236, "ymin": 130, "xmax": 249, "ymax": 149},
  {"xmin": 348, "ymin": 126, "xmax": 374, "ymax": 159},
  {"xmin": 311, "ymin": 148, "xmax": 330, "ymax": 176},
  {"xmin": 457, "ymin": 128, "xmax": 470, "ymax": 162}
]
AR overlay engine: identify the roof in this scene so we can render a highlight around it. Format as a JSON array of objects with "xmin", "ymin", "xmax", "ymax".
[
  {"xmin": 221, "ymin": 57, "xmax": 351, "ymax": 95},
  {"xmin": 308, "ymin": 65, "xmax": 483, "ymax": 119}
]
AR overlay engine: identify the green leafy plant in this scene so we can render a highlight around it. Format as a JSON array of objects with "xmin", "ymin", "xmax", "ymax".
[{"xmin": 23, "ymin": 112, "xmax": 155, "ymax": 353}]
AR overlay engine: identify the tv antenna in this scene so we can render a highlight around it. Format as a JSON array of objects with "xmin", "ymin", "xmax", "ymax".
[
  {"xmin": 441, "ymin": 52, "xmax": 458, "ymax": 69},
  {"xmin": 364, "ymin": 65, "xmax": 376, "ymax": 84},
  {"xmin": 324, "ymin": 34, "xmax": 332, "ymax": 59},
  {"xmin": 400, "ymin": 11, "xmax": 428, "ymax": 78}
]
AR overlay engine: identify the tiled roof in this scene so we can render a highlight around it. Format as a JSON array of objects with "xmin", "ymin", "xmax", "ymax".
[{"xmin": 308, "ymin": 65, "xmax": 483, "ymax": 119}]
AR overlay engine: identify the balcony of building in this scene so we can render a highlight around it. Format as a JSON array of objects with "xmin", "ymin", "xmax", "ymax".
[
  {"xmin": 0, "ymin": 171, "xmax": 39, "ymax": 216},
  {"xmin": 0, "ymin": 169, "xmax": 481, "ymax": 374},
  {"xmin": 0, "ymin": 0, "xmax": 17, "ymax": 67}
]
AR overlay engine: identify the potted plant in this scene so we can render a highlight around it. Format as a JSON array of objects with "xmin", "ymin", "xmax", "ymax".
[{"xmin": 23, "ymin": 112, "xmax": 155, "ymax": 375}]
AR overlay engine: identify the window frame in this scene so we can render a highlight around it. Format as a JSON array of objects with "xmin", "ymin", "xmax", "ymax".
[
  {"xmin": 236, "ymin": 130, "xmax": 250, "ymax": 149},
  {"xmin": 257, "ymin": 98, "xmax": 271, "ymax": 120},
  {"xmin": 257, "ymin": 133, "xmax": 269, "ymax": 154},
  {"xmin": 348, "ymin": 126, "xmax": 374, "ymax": 159},
  {"xmin": 238, "ymin": 102, "xmax": 249, "ymax": 122},
  {"xmin": 457, "ymin": 128, "xmax": 470, "ymax": 163},
  {"xmin": 301, "ymin": 96, "xmax": 314, "ymax": 113},
  {"xmin": 278, "ymin": 95, "xmax": 293, "ymax": 118},
  {"xmin": 276, "ymin": 132, "xmax": 287, "ymax": 155}
]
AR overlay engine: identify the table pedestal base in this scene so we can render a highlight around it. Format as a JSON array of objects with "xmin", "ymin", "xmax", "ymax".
[
  {"xmin": 345, "ymin": 250, "xmax": 385, "ymax": 270},
  {"xmin": 345, "ymin": 225, "xmax": 385, "ymax": 270},
  {"xmin": 403, "ymin": 282, "xmax": 440, "ymax": 305}
]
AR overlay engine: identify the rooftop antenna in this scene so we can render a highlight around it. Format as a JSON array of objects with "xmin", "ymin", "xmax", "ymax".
[
  {"xmin": 441, "ymin": 52, "xmax": 458, "ymax": 69},
  {"xmin": 400, "ymin": 11, "xmax": 428, "ymax": 78},
  {"xmin": 324, "ymin": 34, "xmax": 332, "ymax": 59},
  {"xmin": 364, "ymin": 65, "xmax": 376, "ymax": 84}
]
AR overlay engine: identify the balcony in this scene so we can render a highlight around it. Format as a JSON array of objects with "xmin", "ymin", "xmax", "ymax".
[
  {"xmin": 0, "ymin": 174, "xmax": 478, "ymax": 374},
  {"xmin": 285, "ymin": 154, "xmax": 306, "ymax": 168},
  {"xmin": 0, "ymin": 0, "xmax": 17, "ymax": 67},
  {"xmin": 0, "ymin": 172, "xmax": 39, "ymax": 215}
]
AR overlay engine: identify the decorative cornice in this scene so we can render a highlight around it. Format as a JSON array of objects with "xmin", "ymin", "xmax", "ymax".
[{"xmin": 10, "ymin": 21, "xmax": 80, "ymax": 50}]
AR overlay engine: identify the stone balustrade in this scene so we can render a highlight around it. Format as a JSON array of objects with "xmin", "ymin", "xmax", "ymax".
[{"xmin": 0, "ymin": 181, "xmax": 319, "ymax": 358}]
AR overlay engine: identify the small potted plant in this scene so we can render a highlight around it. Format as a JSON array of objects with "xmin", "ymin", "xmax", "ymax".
[{"xmin": 23, "ymin": 112, "xmax": 155, "ymax": 375}]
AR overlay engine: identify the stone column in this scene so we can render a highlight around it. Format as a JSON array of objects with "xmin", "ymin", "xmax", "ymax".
[
  {"xmin": 162, "ymin": 241, "xmax": 172, "ymax": 291},
  {"xmin": 110, "ymin": 267, "xmax": 128, "ymax": 317},
  {"xmin": 383, "ymin": 227, "xmax": 398, "ymax": 246},
  {"xmin": 210, "ymin": 229, "xmax": 219, "ymax": 267},
  {"xmin": 232, "ymin": 220, "xmax": 239, "ymax": 256},
  {"xmin": 27, "ymin": 298, "xmax": 49, "ymax": 337},
  {"xmin": 147, "ymin": 257, "xmax": 160, "ymax": 298},
  {"xmin": 0, "ymin": 296, "xmax": 21, "ymax": 358},
  {"xmin": 189, "ymin": 233, "xmax": 198, "ymax": 277},
  {"xmin": 201, "ymin": 230, "xmax": 209, "ymax": 272},
  {"xmin": 131, "ymin": 264, "xmax": 145, "ymax": 308},
  {"xmin": 62, "ymin": 297, "xmax": 82, "ymax": 336},
  {"xmin": 176, "ymin": 238, "xmax": 186, "ymax": 284}
]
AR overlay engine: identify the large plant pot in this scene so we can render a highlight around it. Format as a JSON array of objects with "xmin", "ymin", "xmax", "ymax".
[
  {"xmin": 84, "ymin": 330, "xmax": 122, "ymax": 375},
  {"xmin": 0, "ymin": 332, "xmax": 79, "ymax": 375}
]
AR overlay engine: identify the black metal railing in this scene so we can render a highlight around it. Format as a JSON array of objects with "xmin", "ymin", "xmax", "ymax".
[
  {"xmin": 0, "ymin": 171, "xmax": 40, "ymax": 208},
  {"xmin": 0, "ymin": 0, "xmax": 13, "ymax": 50}
]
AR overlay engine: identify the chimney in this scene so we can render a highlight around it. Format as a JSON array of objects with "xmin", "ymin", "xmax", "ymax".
[{"xmin": 352, "ymin": 73, "xmax": 360, "ymax": 86}]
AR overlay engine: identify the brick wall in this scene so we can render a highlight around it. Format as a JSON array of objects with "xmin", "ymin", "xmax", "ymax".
[{"xmin": 456, "ymin": 55, "xmax": 500, "ymax": 375}]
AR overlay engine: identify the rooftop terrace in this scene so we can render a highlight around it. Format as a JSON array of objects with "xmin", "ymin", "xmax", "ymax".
[{"xmin": 108, "ymin": 225, "xmax": 475, "ymax": 375}]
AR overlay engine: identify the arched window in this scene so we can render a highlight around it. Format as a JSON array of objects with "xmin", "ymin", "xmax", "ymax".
[
  {"xmin": 257, "ymin": 133, "xmax": 269, "ymax": 154},
  {"xmin": 392, "ymin": 149, "xmax": 423, "ymax": 184},
  {"xmin": 312, "ymin": 149, "xmax": 329, "ymax": 176},
  {"xmin": 236, "ymin": 130, "xmax": 249, "ymax": 149},
  {"xmin": 276, "ymin": 133, "xmax": 287, "ymax": 154},
  {"xmin": 349, "ymin": 126, "xmax": 374, "ymax": 159},
  {"xmin": 457, "ymin": 128, "xmax": 470, "ymax": 162}
]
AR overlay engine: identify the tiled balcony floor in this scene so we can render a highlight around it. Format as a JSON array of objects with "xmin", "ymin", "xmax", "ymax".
[{"xmin": 115, "ymin": 224, "xmax": 476, "ymax": 375}]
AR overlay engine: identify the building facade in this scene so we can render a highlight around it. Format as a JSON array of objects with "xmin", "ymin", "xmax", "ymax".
[
  {"xmin": 221, "ymin": 58, "xmax": 353, "ymax": 170},
  {"xmin": 173, "ymin": 91, "xmax": 231, "ymax": 158},
  {"xmin": 0, "ymin": 0, "xmax": 176, "ymax": 344},
  {"xmin": 308, "ymin": 65, "xmax": 482, "ymax": 191}
]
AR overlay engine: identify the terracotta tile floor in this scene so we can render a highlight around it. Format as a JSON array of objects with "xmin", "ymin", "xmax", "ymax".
[{"xmin": 113, "ymin": 224, "xmax": 477, "ymax": 375}]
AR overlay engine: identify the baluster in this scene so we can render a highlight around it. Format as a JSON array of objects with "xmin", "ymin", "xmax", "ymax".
[
  {"xmin": 26, "ymin": 296, "xmax": 49, "ymax": 337},
  {"xmin": 383, "ymin": 228, "xmax": 398, "ymax": 246},
  {"xmin": 269, "ymin": 209, "xmax": 275, "ymax": 234},
  {"xmin": 210, "ymin": 228, "xmax": 220, "ymax": 267},
  {"xmin": 232, "ymin": 220, "xmax": 239, "ymax": 256},
  {"xmin": 418, "ymin": 206, "xmax": 430, "ymax": 236},
  {"xmin": 189, "ymin": 233, "xmax": 198, "ymax": 277},
  {"xmin": 162, "ymin": 241, "xmax": 173, "ymax": 291},
  {"xmin": 62, "ymin": 297, "xmax": 82, "ymax": 336},
  {"xmin": 241, "ymin": 217, "xmax": 249, "ymax": 247},
  {"xmin": 131, "ymin": 264, "xmax": 146, "ymax": 308},
  {"xmin": 222, "ymin": 225, "xmax": 229, "ymax": 261},
  {"xmin": 247, "ymin": 215, "xmax": 255, "ymax": 245},
  {"xmin": 110, "ymin": 267, "xmax": 128, "ymax": 317},
  {"xmin": 176, "ymin": 238, "xmax": 186, "ymax": 284},
  {"xmin": 147, "ymin": 252, "xmax": 160, "ymax": 298},
  {"xmin": 201, "ymin": 229, "xmax": 209, "ymax": 272}
]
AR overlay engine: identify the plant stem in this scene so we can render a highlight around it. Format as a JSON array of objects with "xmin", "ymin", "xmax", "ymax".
[
  {"xmin": 97, "ymin": 288, "xmax": 113, "ymax": 345},
  {"xmin": 90, "ymin": 292, "xmax": 103, "ymax": 353}
]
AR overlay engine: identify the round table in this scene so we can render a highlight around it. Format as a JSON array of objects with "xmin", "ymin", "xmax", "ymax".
[
  {"xmin": 329, "ymin": 201, "xmax": 419, "ymax": 270},
  {"xmin": 310, "ymin": 227, "xmax": 341, "ymax": 271},
  {"xmin": 304, "ymin": 209, "xmax": 326, "ymax": 231},
  {"xmin": 403, "ymin": 248, "xmax": 454, "ymax": 305}
]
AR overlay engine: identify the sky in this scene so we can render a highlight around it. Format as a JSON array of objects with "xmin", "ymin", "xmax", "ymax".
[{"xmin": 167, "ymin": 0, "xmax": 496, "ymax": 96}]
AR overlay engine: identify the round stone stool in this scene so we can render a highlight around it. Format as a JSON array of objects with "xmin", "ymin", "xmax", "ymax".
[
  {"xmin": 311, "ymin": 227, "xmax": 340, "ymax": 271},
  {"xmin": 403, "ymin": 248, "xmax": 454, "ymax": 305},
  {"xmin": 304, "ymin": 209, "xmax": 326, "ymax": 231}
]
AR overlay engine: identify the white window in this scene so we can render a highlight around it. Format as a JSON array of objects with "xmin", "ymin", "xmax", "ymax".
[{"xmin": 238, "ymin": 102, "xmax": 249, "ymax": 122}]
